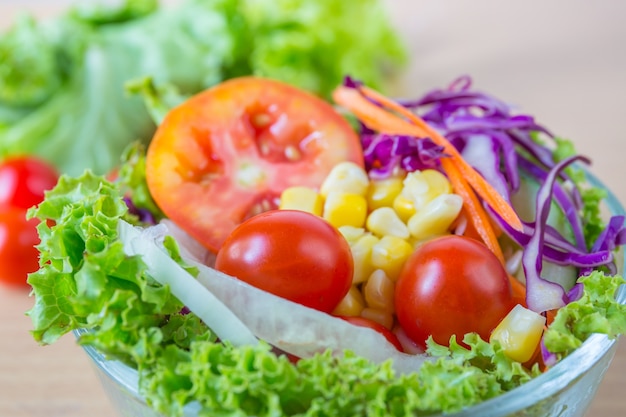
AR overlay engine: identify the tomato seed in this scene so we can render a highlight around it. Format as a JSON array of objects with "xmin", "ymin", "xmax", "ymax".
[{"xmin": 284, "ymin": 145, "xmax": 301, "ymax": 161}]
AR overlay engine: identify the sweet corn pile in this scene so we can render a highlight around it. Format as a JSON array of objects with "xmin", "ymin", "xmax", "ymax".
[
  {"xmin": 279, "ymin": 162, "xmax": 463, "ymax": 330},
  {"xmin": 279, "ymin": 161, "xmax": 543, "ymax": 361}
]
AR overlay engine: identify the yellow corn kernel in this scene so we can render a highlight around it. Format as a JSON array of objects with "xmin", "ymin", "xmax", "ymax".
[
  {"xmin": 360, "ymin": 307, "xmax": 394, "ymax": 329},
  {"xmin": 350, "ymin": 234, "xmax": 379, "ymax": 284},
  {"xmin": 407, "ymin": 194, "xmax": 463, "ymax": 240},
  {"xmin": 401, "ymin": 169, "xmax": 452, "ymax": 210},
  {"xmin": 408, "ymin": 236, "xmax": 427, "ymax": 250},
  {"xmin": 490, "ymin": 304, "xmax": 546, "ymax": 363},
  {"xmin": 366, "ymin": 207, "xmax": 410, "ymax": 239},
  {"xmin": 320, "ymin": 161, "xmax": 370, "ymax": 197},
  {"xmin": 367, "ymin": 176, "xmax": 403, "ymax": 210},
  {"xmin": 279, "ymin": 186, "xmax": 324, "ymax": 216},
  {"xmin": 338, "ymin": 226, "xmax": 366, "ymax": 245},
  {"xmin": 323, "ymin": 191, "xmax": 367, "ymax": 228},
  {"xmin": 332, "ymin": 285, "xmax": 365, "ymax": 317},
  {"xmin": 370, "ymin": 236, "xmax": 414, "ymax": 281},
  {"xmin": 363, "ymin": 269, "xmax": 395, "ymax": 313},
  {"xmin": 392, "ymin": 194, "xmax": 416, "ymax": 222}
]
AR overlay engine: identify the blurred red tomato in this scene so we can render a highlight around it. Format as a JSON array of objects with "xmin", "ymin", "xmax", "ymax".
[
  {"xmin": 0, "ymin": 208, "xmax": 41, "ymax": 287},
  {"xmin": 0, "ymin": 155, "xmax": 59, "ymax": 210},
  {"xmin": 0, "ymin": 156, "xmax": 58, "ymax": 287}
]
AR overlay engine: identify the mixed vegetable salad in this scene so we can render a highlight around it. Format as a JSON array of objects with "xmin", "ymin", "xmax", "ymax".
[{"xmin": 27, "ymin": 76, "xmax": 626, "ymax": 416}]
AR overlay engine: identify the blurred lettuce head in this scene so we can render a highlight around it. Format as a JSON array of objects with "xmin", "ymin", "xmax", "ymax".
[{"xmin": 0, "ymin": 0, "xmax": 406, "ymax": 176}]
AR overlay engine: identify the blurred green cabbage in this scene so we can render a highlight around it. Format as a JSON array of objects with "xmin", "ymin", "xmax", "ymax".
[{"xmin": 0, "ymin": 0, "xmax": 406, "ymax": 175}]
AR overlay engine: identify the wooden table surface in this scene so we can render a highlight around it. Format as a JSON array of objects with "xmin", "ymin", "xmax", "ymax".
[{"xmin": 1, "ymin": 1, "xmax": 625, "ymax": 416}]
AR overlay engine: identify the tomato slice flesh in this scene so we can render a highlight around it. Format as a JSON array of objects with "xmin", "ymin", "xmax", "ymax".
[{"xmin": 146, "ymin": 77, "xmax": 363, "ymax": 252}]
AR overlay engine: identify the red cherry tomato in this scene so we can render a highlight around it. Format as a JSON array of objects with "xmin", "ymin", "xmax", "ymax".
[
  {"xmin": 0, "ymin": 208, "xmax": 41, "ymax": 287},
  {"xmin": 146, "ymin": 77, "xmax": 363, "ymax": 252},
  {"xmin": 0, "ymin": 156, "xmax": 59, "ymax": 210},
  {"xmin": 394, "ymin": 235, "xmax": 514, "ymax": 348},
  {"xmin": 215, "ymin": 210, "xmax": 353, "ymax": 313},
  {"xmin": 338, "ymin": 316, "xmax": 404, "ymax": 351}
]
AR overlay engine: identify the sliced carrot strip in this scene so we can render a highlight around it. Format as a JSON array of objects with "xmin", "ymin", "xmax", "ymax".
[
  {"xmin": 544, "ymin": 309, "xmax": 558, "ymax": 327},
  {"xmin": 332, "ymin": 84, "xmax": 525, "ymax": 263},
  {"xmin": 509, "ymin": 275, "xmax": 527, "ymax": 308},
  {"xmin": 332, "ymin": 87, "xmax": 417, "ymax": 135},
  {"xmin": 359, "ymin": 86, "xmax": 522, "ymax": 232},
  {"xmin": 442, "ymin": 158, "xmax": 505, "ymax": 264}
]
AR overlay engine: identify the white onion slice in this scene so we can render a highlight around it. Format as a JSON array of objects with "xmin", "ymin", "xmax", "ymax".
[
  {"xmin": 160, "ymin": 219, "xmax": 216, "ymax": 267},
  {"xmin": 118, "ymin": 220, "xmax": 258, "ymax": 346},
  {"xmin": 190, "ymin": 258, "xmax": 429, "ymax": 373},
  {"xmin": 119, "ymin": 220, "xmax": 429, "ymax": 374}
]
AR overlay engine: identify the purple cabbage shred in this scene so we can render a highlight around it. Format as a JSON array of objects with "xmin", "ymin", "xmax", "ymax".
[
  {"xmin": 362, "ymin": 133, "xmax": 447, "ymax": 179},
  {"xmin": 124, "ymin": 196, "xmax": 157, "ymax": 225},
  {"xmin": 521, "ymin": 155, "xmax": 589, "ymax": 313}
]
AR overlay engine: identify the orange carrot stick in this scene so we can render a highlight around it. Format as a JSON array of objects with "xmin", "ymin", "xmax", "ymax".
[
  {"xmin": 509, "ymin": 275, "xmax": 527, "ymax": 308},
  {"xmin": 332, "ymin": 86, "xmax": 418, "ymax": 136},
  {"xmin": 359, "ymin": 86, "xmax": 523, "ymax": 232},
  {"xmin": 332, "ymin": 84, "xmax": 524, "ymax": 264},
  {"xmin": 442, "ymin": 158, "xmax": 505, "ymax": 264}
]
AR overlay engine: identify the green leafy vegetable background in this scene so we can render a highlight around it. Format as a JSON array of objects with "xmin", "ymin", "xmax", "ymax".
[{"xmin": 0, "ymin": 0, "xmax": 406, "ymax": 175}]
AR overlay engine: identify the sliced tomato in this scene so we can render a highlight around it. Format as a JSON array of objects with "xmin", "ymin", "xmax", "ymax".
[{"xmin": 146, "ymin": 77, "xmax": 363, "ymax": 252}]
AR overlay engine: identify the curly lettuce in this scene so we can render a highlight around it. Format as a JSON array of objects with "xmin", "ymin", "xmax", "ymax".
[{"xmin": 543, "ymin": 271, "xmax": 626, "ymax": 359}]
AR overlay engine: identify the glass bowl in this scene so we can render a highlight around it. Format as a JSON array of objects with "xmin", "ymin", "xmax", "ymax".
[{"xmin": 74, "ymin": 171, "xmax": 626, "ymax": 417}]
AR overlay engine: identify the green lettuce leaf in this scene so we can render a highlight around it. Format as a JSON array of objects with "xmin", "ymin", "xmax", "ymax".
[
  {"xmin": 580, "ymin": 186, "xmax": 609, "ymax": 249},
  {"xmin": 551, "ymin": 136, "xmax": 607, "ymax": 248},
  {"xmin": 227, "ymin": 0, "xmax": 407, "ymax": 98},
  {"xmin": 70, "ymin": 0, "xmax": 159, "ymax": 25},
  {"xmin": 26, "ymin": 171, "xmax": 192, "ymax": 364},
  {"xmin": 543, "ymin": 271, "xmax": 626, "ymax": 358},
  {"xmin": 141, "ymin": 337, "xmax": 536, "ymax": 417},
  {"xmin": 116, "ymin": 141, "xmax": 166, "ymax": 220},
  {"xmin": 125, "ymin": 76, "xmax": 189, "ymax": 126},
  {"xmin": 0, "ymin": 14, "xmax": 68, "ymax": 107}
]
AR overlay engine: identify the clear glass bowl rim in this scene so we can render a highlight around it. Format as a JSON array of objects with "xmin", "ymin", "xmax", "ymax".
[{"xmin": 74, "ymin": 169, "xmax": 626, "ymax": 417}]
